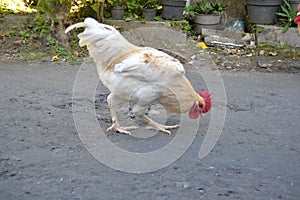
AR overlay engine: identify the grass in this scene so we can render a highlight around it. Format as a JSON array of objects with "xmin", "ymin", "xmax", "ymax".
[
  {"xmin": 256, "ymin": 42, "xmax": 300, "ymax": 59},
  {"xmin": 1, "ymin": 11, "xmax": 299, "ymax": 64},
  {"xmin": 0, "ymin": 15, "xmax": 87, "ymax": 64},
  {"xmin": 16, "ymin": 52, "xmax": 47, "ymax": 62},
  {"xmin": 209, "ymin": 42, "xmax": 300, "ymax": 60}
]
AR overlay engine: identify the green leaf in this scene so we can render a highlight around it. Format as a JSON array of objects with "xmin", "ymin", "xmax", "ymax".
[
  {"xmin": 279, "ymin": 18, "xmax": 287, "ymax": 22},
  {"xmin": 282, "ymin": 23, "xmax": 289, "ymax": 32},
  {"xmin": 276, "ymin": 12, "xmax": 288, "ymax": 17},
  {"xmin": 283, "ymin": 0, "xmax": 292, "ymax": 11},
  {"xmin": 91, "ymin": 3, "xmax": 99, "ymax": 13},
  {"xmin": 11, "ymin": 25, "xmax": 19, "ymax": 30},
  {"xmin": 281, "ymin": 6, "xmax": 290, "ymax": 16}
]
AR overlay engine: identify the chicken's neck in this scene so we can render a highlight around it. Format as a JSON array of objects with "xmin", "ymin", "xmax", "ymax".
[{"xmin": 87, "ymin": 34, "xmax": 139, "ymax": 72}]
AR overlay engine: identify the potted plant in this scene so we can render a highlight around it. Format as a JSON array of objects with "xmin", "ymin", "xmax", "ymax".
[
  {"xmin": 161, "ymin": 0, "xmax": 187, "ymax": 20},
  {"xmin": 140, "ymin": 0, "xmax": 160, "ymax": 21},
  {"xmin": 108, "ymin": 0, "xmax": 125, "ymax": 20},
  {"xmin": 246, "ymin": 0, "xmax": 283, "ymax": 24},
  {"xmin": 184, "ymin": 0, "xmax": 227, "ymax": 34},
  {"xmin": 277, "ymin": 0, "xmax": 297, "ymax": 32}
]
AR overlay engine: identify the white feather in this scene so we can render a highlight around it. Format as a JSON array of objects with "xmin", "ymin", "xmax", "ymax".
[{"xmin": 66, "ymin": 18, "xmax": 190, "ymax": 117}]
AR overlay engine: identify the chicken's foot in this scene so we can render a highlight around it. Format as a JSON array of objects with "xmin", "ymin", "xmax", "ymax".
[
  {"xmin": 106, "ymin": 120, "xmax": 138, "ymax": 135},
  {"xmin": 140, "ymin": 115, "xmax": 180, "ymax": 135},
  {"xmin": 107, "ymin": 94, "xmax": 137, "ymax": 135}
]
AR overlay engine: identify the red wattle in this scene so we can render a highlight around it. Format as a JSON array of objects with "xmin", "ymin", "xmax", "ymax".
[{"xmin": 188, "ymin": 103, "xmax": 200, "ymax": 119}]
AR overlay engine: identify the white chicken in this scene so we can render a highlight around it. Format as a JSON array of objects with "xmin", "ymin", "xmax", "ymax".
[{"xmin": 66, "ymin": 18, "xmax": 212, "ymax": 135}]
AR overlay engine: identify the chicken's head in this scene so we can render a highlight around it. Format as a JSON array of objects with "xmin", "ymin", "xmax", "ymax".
[{"xmin": 188, "ymin": 89, "xmax": 212, "ymax": 119}]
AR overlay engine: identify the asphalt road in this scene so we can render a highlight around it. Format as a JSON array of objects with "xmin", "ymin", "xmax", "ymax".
[{"xmin": 0, "ymin": 60, "xmax": 299, "ymax": 200}]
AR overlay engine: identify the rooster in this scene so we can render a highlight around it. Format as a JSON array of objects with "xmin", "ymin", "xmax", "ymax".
[{"xmin": 65, "ymin": 18, "xmax": 212, "ymax": 135}]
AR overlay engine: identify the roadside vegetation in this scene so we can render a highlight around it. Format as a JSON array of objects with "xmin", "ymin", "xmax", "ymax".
[{"xmin": 0, "ymin": 0, "xmax": 299, "ymax": 64}]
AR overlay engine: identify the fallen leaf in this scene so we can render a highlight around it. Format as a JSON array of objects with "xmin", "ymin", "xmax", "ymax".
[
  {"xmin": 52, "ymin": 55, "xmax": 59, "ymax": 61},
  {"xmin": 196, "ymin": 42, "xmax": 208, "ymax": 49},
  {"xmin": 13, "ymin": 40, "xmax": 23, "ymax": 45},
  {"xmin": 74, "ymin": 51, "xmax": 79, "ymax": 57}
]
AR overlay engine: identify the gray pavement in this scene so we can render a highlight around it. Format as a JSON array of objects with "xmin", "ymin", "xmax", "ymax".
[{"xmin": 0, "ymin": 57, "xmax": 299, "ymax": 199}]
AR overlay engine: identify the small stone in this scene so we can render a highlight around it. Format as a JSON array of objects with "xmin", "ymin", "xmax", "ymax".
[
  {"xmin": 259, "ymin": 50, "xmax": 265, "ymax": 56},
  {"xmin": 202, "ymin": 29, "xmax": 246, "ymax": 47},
  {"xmin": 11, "ymin": 156, "xmax": 21, "ymax": 161},
  {"xmin": 148, "ymin": 109, "xmax": 160, "ymax": 115},
  {"xmin": 269, "ymin": 51, "xmax": 278, "ymax": 56},
  {"xmin": 249, "ymin": 41, "xmax": 255, "ymax": 46},
  {"xmin": 257, "ymin": 60, "xmax": 272, "ymax": 68},
  {"xmin": 242, "ymin": 33, "xmax": 253, "ymax": 41},
  {"xmin": 198, "ymin": 187, "xmax": 206, "ymax": 194},
  {"xmin": 175, "ymin": 180, "xmax": 190, "ymax": 188},
  {"xmin": 266, "ymin": 68, "xmax": 273, "ymax": 72},
  {"xmin": 95, "ymin": 114, "xmax": 102, "ymax": 119}
]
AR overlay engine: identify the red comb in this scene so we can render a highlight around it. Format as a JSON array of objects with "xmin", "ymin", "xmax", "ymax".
[{"xmin": 199, "ymin": 89, "xmax": 212, "ymax": 113}]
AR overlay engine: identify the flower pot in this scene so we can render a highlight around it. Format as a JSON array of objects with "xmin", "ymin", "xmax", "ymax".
[
  {"xmin": 246, "ymin": 0, "xmax": 283, "ymax": 24},
  {"xmin": 143, "ymin": 8, "xmax": 156, "ymax": 21},
  {"xmin": 288, "ymin": 0, "xmax": 300, "ymax": 11},
  {"xmin": 111, "ymin": 6, "xmax": 125, "ymax": 20},
  {"xmin": 161, "ymin": 0, "xmax": 186, "ymax": 20},
  {"xmin": 193, "ymin": 13, "xmax": 226, "ymax": 34}
]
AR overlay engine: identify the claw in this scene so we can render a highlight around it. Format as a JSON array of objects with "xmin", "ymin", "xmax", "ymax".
[
  {"xmin": 145, "ymin": 124, "xmax": 180, "ymax": 135},
  {"xmin": 106, "ymin": 124, "xmax": 138, "ymax": 135},
  {"xmin": 140, "ymin": 114, "xmax": 180, "ymax": 135}
]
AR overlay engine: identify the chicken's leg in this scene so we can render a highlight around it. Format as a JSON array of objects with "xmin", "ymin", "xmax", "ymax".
[
  {"xmin": 140, "ymin": 114, "xmax": 180, "ymax": 135},
  {"xmin": 106, "ymin": 94, "xmax": 138, "ymax": 135}
]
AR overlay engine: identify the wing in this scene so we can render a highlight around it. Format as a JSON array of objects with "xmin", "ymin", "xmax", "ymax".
[{"xmin": 114, "ymin": 48, "xmax": 185, "ymax": 82}]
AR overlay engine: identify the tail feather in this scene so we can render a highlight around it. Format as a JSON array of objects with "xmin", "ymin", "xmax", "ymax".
[
  {"xmin": 65, "ymin": 18, "xmax": 118, "ymax": 34},
  {"xmin": 65, "ymin": 18, "xmax": 120, "ymax": 47},
  {"xmin": 65, "ymin": 18, "xmax": 138, "ymax": 70},
  {"xmin": 65, "ymin": 22, "xmax": 86, "ymax": 34}
]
